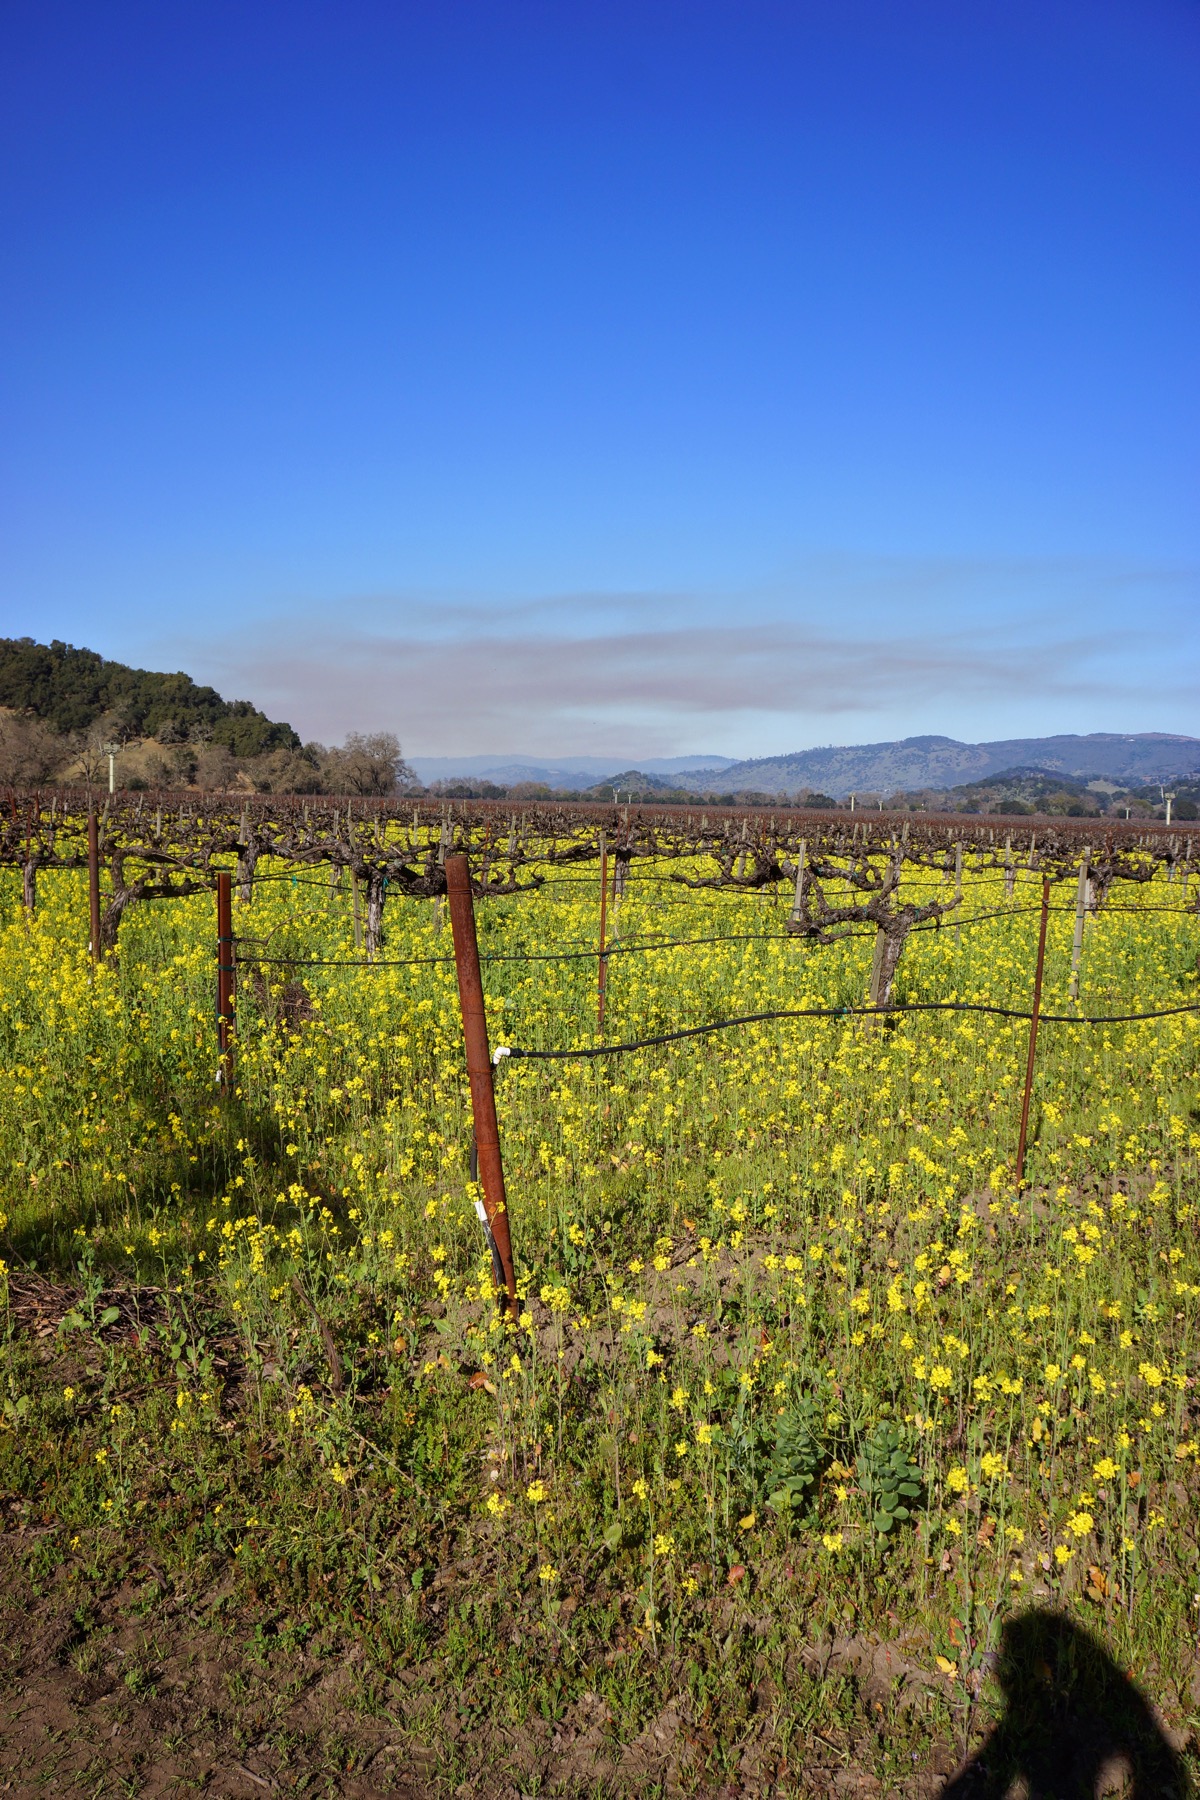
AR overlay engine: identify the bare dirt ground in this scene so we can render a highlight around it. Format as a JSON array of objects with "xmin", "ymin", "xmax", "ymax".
[
  {"xmin": 0, "ymin": 1542, "xmax": 424, "ymax": 1797},
  {"xmin": 0, "ymin": 1533, "xmax": 972, "ymax": 1800}
]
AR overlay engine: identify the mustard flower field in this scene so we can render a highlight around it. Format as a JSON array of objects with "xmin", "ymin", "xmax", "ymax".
[{"xmin": 1, "ymin": 841, "xmax": 1198, "ymax": 1793}]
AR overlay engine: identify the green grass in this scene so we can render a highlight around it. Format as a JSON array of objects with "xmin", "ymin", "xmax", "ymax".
[{"xmin": 1, "ymin": 848, "xmax": 1198, "ymax": 1784}]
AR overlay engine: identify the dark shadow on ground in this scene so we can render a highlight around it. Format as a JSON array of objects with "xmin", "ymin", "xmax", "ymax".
[{"xmin": 942, "ymin": 1609, "xmax": 1191, "ymax": 1798}]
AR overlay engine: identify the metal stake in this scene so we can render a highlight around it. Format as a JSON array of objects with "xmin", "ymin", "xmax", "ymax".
[
  {"xmin": 216, "ymin": 871, "xmax": 236, "ymax": 1091},
  {"xmin": 597, "ymin": 832, "xmax": 609, "ymax": 1033},
  {"xmin": 1068, "ymin": 848, "xmax": 1090, "ymax": 1002},
  {"xmin": 87, "ymin": 802, "xmax": 101, "ymax": 966},
  {"xmin": 789, "ymin": 838, "xmax": 807, "ymax": 925},
  {"xmin": 1015, "ymin": 875, "xmax": 1050, "ymax": 1191}
]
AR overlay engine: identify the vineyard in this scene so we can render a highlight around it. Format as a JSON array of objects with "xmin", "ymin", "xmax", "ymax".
[{"xmin": 1, "ymin": 791, "xmax": 1199, "ymax": 1796}]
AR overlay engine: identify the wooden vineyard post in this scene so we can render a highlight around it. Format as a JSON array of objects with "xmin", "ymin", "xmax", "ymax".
[
  {"xmin": 1015, "ymin": 875, "xmax": 1051, "ymax": 1192},
  {"xmin": 352, "ymin": 872, "xmax": 364, "ymax": 950},
  {"xmin": 445, "ymin": 855, "xmax": 518, "ymax": 1315},
  {"xmin": 953, "ymin": 840, "xmax": 963, "ymax": 946},
  {"xmin": 734, "ymin": 818, "xmax": 748, "ymax": 880},
  {"xmin": 789, "ymin": 838, "xmax": 807, "ymax": 926},
  {"xmin": 87, "ymin": 801, "xmax": 101, "ymax": 967},
  {"xmin": 433, "ymin": 822, "xmax": 450, "ymax": 931},
  {"xmin": 216, "ymin": 871, "xmax": 236, "ymax": 1091},
  {"xmin": 1068, "ymin": 848, "xmax": 1090, "ymax": 1003},
  {"xmin": 237, "ymin": 805, "xmax": 254, "ymax": 906},
  {"xmin": 21, "ymin": 804, "xmax": 34, "ymax": 917},
  {"xmin": 597, "ymin": 832, "xmax": 609, "ymax": 1034}
]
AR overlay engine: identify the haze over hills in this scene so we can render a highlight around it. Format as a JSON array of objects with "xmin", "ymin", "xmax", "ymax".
[
  {"xmin": 408, "ymin": 754, "xmax": 735, "ymax": 790},
  {"xmin": 3, "ymin": 638, "xmax": 1197, "ymax": 804},
  {"xmin": 411, "ymin": 735, "xmax": 1200, "ymax": 799}
]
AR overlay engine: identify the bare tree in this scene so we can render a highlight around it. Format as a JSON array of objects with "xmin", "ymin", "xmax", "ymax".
[
  {"xmin": 321, "ymin": 732, "xmax": 418, "ymax": 797},
  {"xmin": 194, "ymin": 744, "xmax": 242, "ymax": 791},
  {"xmin": 251, "ymin": 747, "xmax": 324, "ymax": 794},
  {"xmin": 0, "ymin": 714, "xmax": 66, "ymax": 786}
]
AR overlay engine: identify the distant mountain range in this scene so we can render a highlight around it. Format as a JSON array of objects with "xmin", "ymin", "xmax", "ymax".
[
  {"xmin": 5, "ymin": 632, "xmax": 1196, "ymax": 804},
  {"xmin": 408, "ymin": 753, "xmax": 735, "ymax": 791},
  {"xmin": 412, "ymin": 734, "xmax": 1200, "ymax": 800},
  {"xmin": 700, "ymin": 734, "xmax": 1200, "ymax": 799}
]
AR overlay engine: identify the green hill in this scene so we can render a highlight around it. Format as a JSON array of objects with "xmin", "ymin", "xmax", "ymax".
[{"xmin": 0, "ymin": 637, "xmax": 299, "ymax": 757}]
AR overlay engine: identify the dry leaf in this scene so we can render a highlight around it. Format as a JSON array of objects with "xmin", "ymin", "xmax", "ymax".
[{"xmin": 1085, "ymin": 1565, "xmax": 1108, "ymax": 1601}]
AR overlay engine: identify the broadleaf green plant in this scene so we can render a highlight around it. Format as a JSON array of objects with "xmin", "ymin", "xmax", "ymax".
[{"xmin": 857, "ymin": 1420, "xmax": 923, "ymax": 1536}]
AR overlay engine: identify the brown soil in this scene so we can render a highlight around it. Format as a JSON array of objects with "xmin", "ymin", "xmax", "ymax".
[
  {"xmin": 0, "ymin": 1539, "xmax": 427, "ymax": 1798},
  {"xmin": 0, "ymin": 1533, "xmax": 969, "ymax": 1800}
]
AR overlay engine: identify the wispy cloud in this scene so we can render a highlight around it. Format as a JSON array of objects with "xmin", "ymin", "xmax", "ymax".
[
  {"xmin": 187, "ymin": 614, "xmax": 1157, "ymax": 757},
  {"xmin": 161, "ymin": 555, "xmax": 1199, "ymax": 756}
]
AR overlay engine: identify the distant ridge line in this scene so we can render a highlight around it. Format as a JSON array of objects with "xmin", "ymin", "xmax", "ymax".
[
  {"xmin": 411, "ymin": 734, "xmax": 1200, "ymax": 800},
  {"xmin": 708, "ymin": 732, "xmax": 1200, "ymax": 799}
]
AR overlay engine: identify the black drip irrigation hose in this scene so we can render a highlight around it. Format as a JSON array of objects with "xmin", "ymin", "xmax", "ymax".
[{"xmin": 492, "ymin": 995, "xmax": 1200, "ymax": 1061}]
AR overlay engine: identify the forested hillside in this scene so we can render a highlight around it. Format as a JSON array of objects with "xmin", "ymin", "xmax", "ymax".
[{"xmin": 0, "ymin": 637, "xmax": 298, "ymax": 756}]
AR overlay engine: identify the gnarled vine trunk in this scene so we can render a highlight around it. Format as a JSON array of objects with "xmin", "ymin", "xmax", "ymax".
[{"xmin": 364, "ymin": 868, "xmax": 387, "ymax": 958}]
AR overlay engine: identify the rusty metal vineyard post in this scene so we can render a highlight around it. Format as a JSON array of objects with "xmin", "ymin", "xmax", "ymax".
[
  {"xmin": 216, "ymin": 870, "xmax": 236, "ymax": 1091},
  {"xmin": 445, "ymin": 854, "xmax": 518, "ymax": 1315},
  {"xmin": 1015, "ymin": 875, "xmax": 1051, "ymax": 1191}
]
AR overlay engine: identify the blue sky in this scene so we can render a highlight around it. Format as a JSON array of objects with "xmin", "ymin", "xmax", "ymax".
[{"xmin": 2, "ymin": 0, "xmax": 1197, "ymax": 757}]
